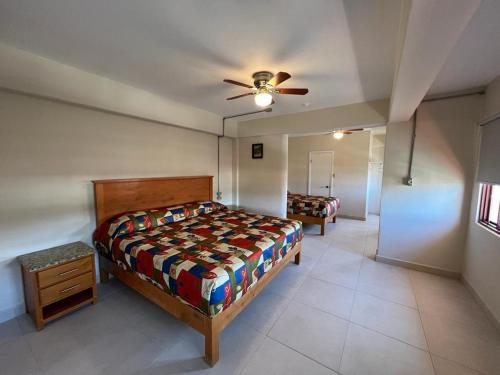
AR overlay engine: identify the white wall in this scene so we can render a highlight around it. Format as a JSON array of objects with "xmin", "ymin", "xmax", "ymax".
[
  {"xmin": 463, "ymin": 75, "xmax": 500, "ymax": 323},
  {"xmin": 378, "ymin": 95, "xmax": 481, "ymax": 274},
  {"xmin": 0, "ymin": 90, "xmax": 233, "ymax": 322},
  {"xmin": 288, "ymin": 133, "xmax": 370, "ymax": 220},
  {"xmin": 237, "ymin": 135, "xmax": 288, "ymax": 217}
]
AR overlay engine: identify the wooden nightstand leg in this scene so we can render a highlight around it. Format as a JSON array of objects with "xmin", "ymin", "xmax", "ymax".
[{"xmin": 34, "ymin": 307, "xmax": 44, "ymax": 330}]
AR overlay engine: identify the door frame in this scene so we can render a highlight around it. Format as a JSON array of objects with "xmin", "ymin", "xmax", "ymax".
[{"xmin": 307, "ymin": 151, "xmax": 334, "ymax": 196}]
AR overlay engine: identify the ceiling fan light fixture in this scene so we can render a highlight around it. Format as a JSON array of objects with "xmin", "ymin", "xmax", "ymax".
[
  {"xmin": 333, "ymin": 131, "xmax": 344, "ymax": 140},
  {"xmin": 254, "ymin": 90, "xmax": 273, "ymax": 107}
]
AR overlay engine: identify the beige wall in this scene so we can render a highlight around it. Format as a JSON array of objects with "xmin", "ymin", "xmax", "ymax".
[
  {"xmin": 288, "ymin": 133, "xmax": 370, "ymax": 220},
  {"xmin": 0, "ymin": 90, "xmax": 233, "ymax": 322},
  {"xmin": 237, "ymin": 135, "xmax": 288, "ymax": 217},
  {"xmin": 378, "ymin": 95, "xmax": 481, "ymax": 274},
  {"xmin": 463, "ymin": 75, "xmax": 500, "ymax": 323}
]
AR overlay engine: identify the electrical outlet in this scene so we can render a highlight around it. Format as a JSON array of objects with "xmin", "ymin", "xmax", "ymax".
[{"xmin": 403, "ymin": 177, "xmax": 413, "ymax": 186}]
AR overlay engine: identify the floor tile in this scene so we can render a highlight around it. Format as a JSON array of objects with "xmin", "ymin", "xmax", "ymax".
[
  {"xmin": 309, "ymin": 249, "xmax": 363, "ymax": 289},
  {"xmin": 268, "ymin": 301, "xmax": 349, "ymax": 370},
  {"xmin": 357, "ymin": 259, "xmax": 417, "ymax": 308},
  {"xmin": 421, "ymin": 311, "xmax": 500, "ymax": 374},
  {"xmin": 0, "ymin": 317, "xmax": 22, "ymax": 346},
  {"xmin": 241, "ymin": 337, "xmax": 336, "ymax": 375},
  {"xmin": 357, "ymin": 280, "xmax": 417, "ymax": 308},
  {"xmin": 25, "ymin": 316, "xmax": 84, "ymax": 372},
  {"xmin": 234, "ymin": 290, "xmax": 291, "ymax": 334},
  {"xmin": 293, "ymin": 276, "xmax": 355, "ymax": 319},
  {"xmin": 267, "ymin": 263, "xmax": 307, "ymax": 299},
  {"xmin": 413, "ymin": 278, "xmax": 489, "ymax": 328},
  {"xmin": 350, "ymin": 292, "xmax": 428, "ymax": 349},
  {"xmin": 359, "ymin": 258, "xmax": 412, "ymax": 288},
  {"xmin": 340, "ymin": 324, "xmax": 434, "ymax": 375},
  {"xmin": 110, "ymin": 319, "xmax": 265, "ymax": 375},
  {"xmin": 0, "ymin": 337, "xmax": 39, "ymax": 375},
  {"xmin": 432, "ymin": 355, "xmax": 484, "ymax": 375}
]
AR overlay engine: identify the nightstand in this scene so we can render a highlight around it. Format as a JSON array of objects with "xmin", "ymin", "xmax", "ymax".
[{"xmin": 18, "ymin": 242, "xmax": 97, "ymax": 330}]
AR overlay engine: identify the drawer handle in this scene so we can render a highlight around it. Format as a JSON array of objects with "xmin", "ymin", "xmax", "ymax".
[
  {"xmin": 57, "ymin": 268, "xmax": 79, "ymax": 276},
  {"xmin": 59, "ymin": 284, "xmax": 80, "ymax": 294}
]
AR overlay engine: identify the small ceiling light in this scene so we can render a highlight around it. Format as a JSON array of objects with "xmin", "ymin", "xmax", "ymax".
[
  {"xmin": 254, "ymin": 90, "xmax": 273, "ymax": 107},
  {"xmin": 333, "ymin": 131, "xmax": 344, "ymax": 140}
]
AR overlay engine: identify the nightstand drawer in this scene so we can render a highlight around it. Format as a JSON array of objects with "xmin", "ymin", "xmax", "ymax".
[
  {"xmin": 39, "ymin": 272, "xmax": 94, "ymax": 306},
  {"xmin": 38, "ymin": 256, "xmax": 93, "ymax": 288}
]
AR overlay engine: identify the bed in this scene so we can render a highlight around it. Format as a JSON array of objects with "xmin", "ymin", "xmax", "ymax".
[
  {"xmin": 92, "ymin": 176, "xmax": 302, "ymax": 366},
  {"xmin": 287, "ymin": 192, "xmax": 340, "ymax": 235}
]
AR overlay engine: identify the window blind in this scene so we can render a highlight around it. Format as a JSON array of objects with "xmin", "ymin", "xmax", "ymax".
[{"xmin": 477, "ymin": 118, "xmax": 500, "ymax": 185}]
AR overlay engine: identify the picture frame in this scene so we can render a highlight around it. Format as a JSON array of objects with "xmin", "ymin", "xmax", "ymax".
[{"xmin": 252, "ymin": 143, "xmax": 263, "ymax": 159}]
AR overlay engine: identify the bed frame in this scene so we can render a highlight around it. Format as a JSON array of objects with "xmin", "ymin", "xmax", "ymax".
[
  {"xmin": 93, "ymin": 176, "xmax": 302, "ymax": 366},
  {"xmin": 287, "ymin": 212, "xmax": 336, "ymax": 236}
]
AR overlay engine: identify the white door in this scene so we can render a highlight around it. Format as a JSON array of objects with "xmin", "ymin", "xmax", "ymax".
[
  {"xmin": 308, "ymin": 151, "xmax": 334, "ymax": 197},
  {"xmin": 367, "ymin": 162, "xmax": 383, "ymax": 214}
]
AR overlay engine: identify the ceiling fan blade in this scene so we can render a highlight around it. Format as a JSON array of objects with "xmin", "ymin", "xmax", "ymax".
[
  {"xmin": 343, "ymin": 131, "xmax": 353, "ymax": 135},
  {"xmin": 226, "ymin": 92, "xmax": 253, "ymax": 100},
  {"xmin": 349, "ymin": 128, "xmax": 364, "ymax": 132},
  {"xmin": 276, "ymin": 88, "xmax": 309, "ymax": 95},
  {"xmin": 223, "ymin": 79, "xmax": 253, "ymax": 89},
  {"xmin": 268, "ymin": 72, "xmax": 291, "ymax": 87}
]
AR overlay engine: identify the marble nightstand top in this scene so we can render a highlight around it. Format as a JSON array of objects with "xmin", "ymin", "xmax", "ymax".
[{"xmin": 18, "ymin": 241, "xmax": 95, "ymax": 272}]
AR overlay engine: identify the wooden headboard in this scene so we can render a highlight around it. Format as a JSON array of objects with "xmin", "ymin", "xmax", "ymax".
[{"xmin": 92, "ymin": 176, "xmax": 213, "ymax": 226}]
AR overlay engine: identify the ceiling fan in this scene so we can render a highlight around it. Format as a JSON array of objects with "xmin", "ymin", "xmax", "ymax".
[
  {"xmin": 331, "ymin": 128, "xmax": 364, "ymax": 139},
  {"xmin": 223, "ymin": 71, "xmax": 309, "ymax": 107}
]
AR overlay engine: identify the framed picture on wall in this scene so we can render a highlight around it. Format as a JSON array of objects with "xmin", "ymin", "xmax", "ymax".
[{"xmin": 252, "ymin": 143, "xmax": 263, "ymax": 159}]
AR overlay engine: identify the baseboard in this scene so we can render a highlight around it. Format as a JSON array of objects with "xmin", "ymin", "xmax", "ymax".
[
  {"xmin": 375, "ymin": 255, "xmax": 461, "ymax": 279},
  {"xmin": 462, "ymin": 276, "xmax": 500, "ymax": 333},
  {"xmin": 0, "ymin": 303, "xmax": 25, "ymax": 324},
  {"xmin": 337, "ymin": 214, "xmax": 366, "ymax": 221}
]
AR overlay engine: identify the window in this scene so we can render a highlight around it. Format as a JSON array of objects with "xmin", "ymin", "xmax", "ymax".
[{"xmin": 478, "ymin": 183, "xmax": 500, "ymax": 235}]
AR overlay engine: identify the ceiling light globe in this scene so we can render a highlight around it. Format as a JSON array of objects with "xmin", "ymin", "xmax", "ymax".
[
  {"xmin": 333, "ymin": 131, "xmax": 344, "ymax": 140},
  {"xmin": 254, "ymin": 92, "xmax": 273, "ymax": 107}
]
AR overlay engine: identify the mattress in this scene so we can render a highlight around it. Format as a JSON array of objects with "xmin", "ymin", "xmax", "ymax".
[
  {"xmin": 93, "ymin": 202, "xmax": 302, "ymax": 316},
  {"xmin": 287, "ymin": 193, "xmax": 340, "ymax": 218}
]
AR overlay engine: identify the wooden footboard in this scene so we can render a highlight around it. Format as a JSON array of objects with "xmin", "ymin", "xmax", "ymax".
[
  {"xmin": 99, "ymin": 240, "xmax": 302, "ymax": 366},
  {"xmin": 287, "ymin": 213, "xmax": 337, "ymax": 235}
]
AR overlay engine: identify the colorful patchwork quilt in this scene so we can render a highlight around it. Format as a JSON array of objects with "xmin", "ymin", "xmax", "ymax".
[
  {"xmin": 93, "ymin": 201, "xmax": 302, "ymax": 317},
  {"xmin": 287, "ymin": 193, "xmax": 340, "ymax": 218}
]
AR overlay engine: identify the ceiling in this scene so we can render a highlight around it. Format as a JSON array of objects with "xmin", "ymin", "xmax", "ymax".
[
  {"xmin": 429, "ymin": 0, "xmax": 500, "ymax": 95},
  {"xmin": 0, "ymin": 0, "xmax": 403, "ymax": 117}
]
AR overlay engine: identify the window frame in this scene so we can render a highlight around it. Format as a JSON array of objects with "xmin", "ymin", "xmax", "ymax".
[{"xmin": 478, "ymin": 183, "xmax": 500, "ymax": 235}]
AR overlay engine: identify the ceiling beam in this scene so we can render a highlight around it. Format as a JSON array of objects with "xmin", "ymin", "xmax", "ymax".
[
  {"xmin": 237, "ymin": 99, "xmax": 388, "ymax": 138},
  {"xmin": 389, "ymin": 0, "xmax": 481, "ymax": 122}
]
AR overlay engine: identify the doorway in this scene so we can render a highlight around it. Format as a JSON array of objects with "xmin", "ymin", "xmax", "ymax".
[
  {"xmin": 308, "ymin": 151, "xmax": 334, "ymax": 197},
  {"xmin": 367, "ymin": 162, "xmax": 383, "ymax": 214}
]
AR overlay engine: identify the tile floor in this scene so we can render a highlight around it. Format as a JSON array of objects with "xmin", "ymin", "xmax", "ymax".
[{"xmin": 1, "ymin": 215, "xmax": 499, "ymax": 375}]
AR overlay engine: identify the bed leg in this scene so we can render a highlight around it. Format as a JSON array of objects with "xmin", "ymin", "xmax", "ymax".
[
  {"xmin": 332, "ymin": 215, "xmax": 337, "ymax": 223},
  {"xmin": 204, "ymin": 327, "xmax": 219, "ymax": 367},
  {"xmin": 294, "ymin": 251, "xmax": 301, "ymax": 265},
  {"xmin": 99, "ymin": 266, "xmax": 109, "ymax": 283},
  {"xmin": 320, "ymin": 222, "xmax": 325, "ymax": 236}
]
